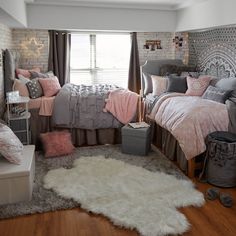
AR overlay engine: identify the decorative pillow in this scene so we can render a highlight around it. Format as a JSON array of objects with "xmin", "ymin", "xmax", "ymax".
[
  {"xmin": 186, "ymin": 76, "xmax": 211, "ymax": 96},
  {"xmin": 30, "ymin": 71, "xmax": 55, "ymax": 79},
  {"xmin": 13, "ymin": 79, "xmax": 29, "ymax": 97},
  {"xmin": 0, "ymin": 123, "xmax": 23, "ymax": 164},
  {"xmin": 143, "ymin": 73, "xmax": 153, "ymax": 95},
  {"xmin": 180, "ymin": 71, "xmax": 199, "ymax": 78},
  {"xmin": 18, "ymin": 74, "xmax": 30, "ymax": 84},
  {"xmin": 40, "ymin": 130, "xmax": 75, "ymax": 158},
  {"xmin": 151, "ymin": 75, "xmax": 167, "ymax": 96},
  {"xmin": 16, "ymin": 68, "xmax": 40, "ymax": 79},
  {"xmin": 30, "ymin": 71, "xmax": 48, "ymax": 79},
  {"xmin": 39, "ymin": 76, "xmax": 61, "ymax": 97},
  {"xmin": 26, "ymin": 78, "xmax": 43, "ymax": 99},
  {"xmin": 202, "ymin": 85, "xmax": 232, "ymax": 104},
  {"xmin": 166, "ymin": 75, "xmax": 187, "ymax": 93},
  {"xmin": 214, "ymin": 78, "xmax": 236, "ymax": 99}
]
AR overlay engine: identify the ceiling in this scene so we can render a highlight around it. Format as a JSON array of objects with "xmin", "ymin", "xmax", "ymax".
[{"xmin": 26, "ymin": 0, "xmax": 209, "ymax": 10}]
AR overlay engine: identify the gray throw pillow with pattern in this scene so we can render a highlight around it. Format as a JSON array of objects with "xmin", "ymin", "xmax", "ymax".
[{"xmin": 26, "ymin": 78, "xmax": 43, "ymax": 98}]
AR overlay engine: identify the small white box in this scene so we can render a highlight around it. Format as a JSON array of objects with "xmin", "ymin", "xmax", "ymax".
[{"xmin": 0, "ymin": 145, "xmax": 35, "ymax": 205}]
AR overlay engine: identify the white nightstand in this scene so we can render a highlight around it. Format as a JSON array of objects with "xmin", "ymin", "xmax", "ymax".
[{"xmin": 6, "ymin": 96, "xmax": 31, "ymax": 145}]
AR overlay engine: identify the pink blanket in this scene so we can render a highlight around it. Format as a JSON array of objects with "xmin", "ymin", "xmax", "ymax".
[
  {"xmin": 104, "ymin": 89, "xmax": 139, "ymax": 124},
  {"xmin": 150, "ymin": 93, "xmax": 229, "ymax": 160},
  {"xmin": 29, "ymin": 96, "xmax": 55, "ymax": 116}
]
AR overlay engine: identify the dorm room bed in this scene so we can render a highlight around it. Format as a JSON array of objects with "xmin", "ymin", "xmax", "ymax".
[
  {"xmin": 3, "ymin": 49, "xmax": 139, "ymax": 148},
  {"xmin": 141, "ymin": 59, "xmax": 236, "ymax": 177}
]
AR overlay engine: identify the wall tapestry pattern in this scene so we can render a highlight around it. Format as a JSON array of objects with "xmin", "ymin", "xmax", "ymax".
[{"xmin": 189, "ymin": 27, "xmax": 236, "ymax": 78}]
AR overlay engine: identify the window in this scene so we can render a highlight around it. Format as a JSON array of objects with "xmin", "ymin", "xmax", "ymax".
[{"xmin": 70, "ymin": 33, "xmax": 131, "ymax": 88}]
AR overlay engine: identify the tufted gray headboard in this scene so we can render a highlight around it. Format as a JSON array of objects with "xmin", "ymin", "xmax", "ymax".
[{"xmin": 140, "ymin": 59, "xmax": 184, "ymax": 96}]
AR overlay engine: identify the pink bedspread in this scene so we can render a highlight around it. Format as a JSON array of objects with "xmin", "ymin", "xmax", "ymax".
[
  {"xmin": 150, "ymin": 93, "xmax": 229, "ymax": 160},
  {"xmin": 29, "ymin": 96, "xmax": 55, "ymax": 116},
  {"xmin": 104, "ymin": 89, "xmax": 139, "ymax": 124}
]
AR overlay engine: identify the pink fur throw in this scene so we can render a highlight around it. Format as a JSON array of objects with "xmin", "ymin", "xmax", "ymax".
[
  {"xmin": 40, "ymin": 130, "xmax": 75, "ymax": 158},
  {"xmin": 104, "ymin": 89, "xmax": 139, "ymax": 124},
  {"xmin": 186, "ymin": 76, "xmax": 211, "ymax": 96}
]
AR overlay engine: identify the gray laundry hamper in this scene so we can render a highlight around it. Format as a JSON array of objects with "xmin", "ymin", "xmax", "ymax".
[{"xmin": 200, "ymin": 131, "xmax": 236, "ymax": 187}]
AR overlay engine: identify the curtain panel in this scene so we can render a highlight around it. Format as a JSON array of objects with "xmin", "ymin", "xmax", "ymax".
[
  {"xmin": 128, "ymin": 32, "xmax": 141, "ymax": 94},
  {"xmin": 48, "ymin": 30, "xmax": 71, "ymax": 86}
]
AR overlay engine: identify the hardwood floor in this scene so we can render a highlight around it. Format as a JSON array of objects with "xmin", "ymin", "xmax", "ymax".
[{"xmin": 0, "ymin": 182, "xmax": 235, "ymax": 236}]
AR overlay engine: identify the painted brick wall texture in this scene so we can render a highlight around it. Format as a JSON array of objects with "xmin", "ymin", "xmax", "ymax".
[
  {"xmin": 0, "ymin": 22, "xmax": 12, "ymax": 117},
  {"xmin": 12, "ymin": 29, "xmax": 49, "ymax": 72}
]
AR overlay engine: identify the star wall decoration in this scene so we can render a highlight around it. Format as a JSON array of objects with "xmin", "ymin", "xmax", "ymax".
[{"xmin": 22, "ymin": 38, "xmax": 44, "ymax": 58}]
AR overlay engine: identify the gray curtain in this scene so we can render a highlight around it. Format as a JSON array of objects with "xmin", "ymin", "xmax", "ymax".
[
  {"xmin": 128, "ymin": 32, "xmax": 141, "ymax": 94},
  {"xmin": 48, "ymin": 30, "xmax": 71, "ymax": 86}
]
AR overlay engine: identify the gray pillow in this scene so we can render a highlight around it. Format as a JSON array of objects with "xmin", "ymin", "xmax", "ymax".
[
  {"xmin": 26, "ymin": 78, "xmax": 43, "ymax": 99},
  {"xmin": 30, "ymin": 71, "xmax": 49, "ymax": 79},
  {"xmin": 202, "ymin": 85, "xmax": 232, "ymax": 104},
  {"xmin": 166, "ymin": 75, "xmax": 187, "ymax": 93},
  {"xmin": 214, "ymin": 78, "xmax": 236, "ymax": 98},
  {"xmin": 143, "ymin": 72, "xmax": 153, "ymax": 95}
]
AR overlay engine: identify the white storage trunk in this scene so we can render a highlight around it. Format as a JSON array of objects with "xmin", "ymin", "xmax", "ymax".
[{"xmin": 0, "ymin": 145, "xmax": 35, "ymax": 205}]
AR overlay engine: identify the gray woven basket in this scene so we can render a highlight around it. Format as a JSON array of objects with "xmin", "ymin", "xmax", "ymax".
[{"xmin": 204, "ymin": 131, "xmax": 236, "ymax": 187}]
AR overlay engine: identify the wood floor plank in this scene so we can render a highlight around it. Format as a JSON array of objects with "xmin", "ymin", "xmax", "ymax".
[{"xmin": 0, "ymin": 180, "xmax": 235, "ymax": 236}]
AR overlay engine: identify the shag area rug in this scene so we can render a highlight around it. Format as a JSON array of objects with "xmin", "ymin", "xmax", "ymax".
[{"xmin": 0, "ymin": 145, "xmax": 204, "ymax": 236}]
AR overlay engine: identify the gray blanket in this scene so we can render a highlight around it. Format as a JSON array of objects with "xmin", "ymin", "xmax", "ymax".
[{"xmin": 52, "ymin": 84, "xmax": 121, "ymax": 129}]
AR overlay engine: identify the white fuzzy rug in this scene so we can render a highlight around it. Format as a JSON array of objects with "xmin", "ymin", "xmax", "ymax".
[{"xmin": 44, "ymin": 156, "xmax": 205, "ymax": 236}]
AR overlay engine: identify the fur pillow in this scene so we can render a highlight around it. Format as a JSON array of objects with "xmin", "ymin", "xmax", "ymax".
[
  {"xmin": 186, "ymin": 76, "xmax": 212, "ymax": 96},
  {"xmin": 0, "ymin": 123, "xmax": 23, "ymax": 164},
  {"xmin": 39, "ymin": 76, "xmax": 61, "ymax": 97},
  {"xmin": 40, "ymin": 130, "xmax": 75, "ymax": 158},
  {"xmin": 13, "ymin": 79, "xmax": 29, "ymax": 97},
  {"xmin": 151, "ymin": 75, "xmax": 167, "ymax": 96}
]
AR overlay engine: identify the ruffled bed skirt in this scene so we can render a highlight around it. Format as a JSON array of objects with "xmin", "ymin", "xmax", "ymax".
[{"xmin": 30, "ymin": 109, "xmax": 121, "ymax": 150}]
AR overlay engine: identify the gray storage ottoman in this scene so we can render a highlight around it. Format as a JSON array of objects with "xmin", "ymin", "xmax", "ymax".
[{"xmin": 121, "ymin": 125, "xmax": 151, "ymax": 155}]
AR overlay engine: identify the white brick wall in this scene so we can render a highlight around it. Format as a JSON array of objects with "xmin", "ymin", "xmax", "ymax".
[
  {"xmin": 0, "ymin": 22, "xmax": 12, "ymax": 117},
  {"xmin": 12, "ymin": 29, "xmax": 49, "ymax": 72},
  {"xmin": 137, "ymin": 32, "xmax": 176, "ymax": 66},
  {"xmin": 137, "ymin": 32, "xmax": 189, "ymax": 66}
]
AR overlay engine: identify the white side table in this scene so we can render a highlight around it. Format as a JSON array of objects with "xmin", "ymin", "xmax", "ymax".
[{"xmin": 6, "ymin": 96, "xmax": 31, "ymax": 145}]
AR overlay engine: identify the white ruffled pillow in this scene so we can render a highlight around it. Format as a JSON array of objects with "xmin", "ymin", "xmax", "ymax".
[{"xmin": 0, "ymin": 123, "xmax": 23, "ymax": 164}]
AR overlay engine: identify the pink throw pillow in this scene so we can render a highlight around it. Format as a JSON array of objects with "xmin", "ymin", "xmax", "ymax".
[
  {"xmin": 185, "ymin": 76, "xmax": 212, "ymax": 96},
  {"xmin": 39, "ymin": 76, "xmax": 61, "ymax": 97},
  {"xmin": 13, "ymin": 79, "xmax": 29, "ymax": 97},
  {"xmin": 40, "ymin": 130, "xmax": 75, "ymax": 158},
  {"xmin": 0, "ymin": 123, "xmax": 23, "ymax": 164},
  {"xmin": 16, "ymin": 68, "xmax": 40, "ymax": 78}
]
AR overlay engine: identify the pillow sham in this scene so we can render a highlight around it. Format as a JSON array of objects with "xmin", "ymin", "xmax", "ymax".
[
  {"xmin": 18, "ymin": 74, "xmax": 30, "ymax": 84},
  {"xmin": 0, "ymin": 123, "xmax": 23, "ymax": 164},
  {"xmin": 13, "ymin": 79, "xmax": 29, "ymax": 97},
  {"xmin": 214, "ymin": 78, "xmax": 236, "ymax": 99},
  {"xmin": 40, "ymin": 130, "xmax": 75, "ymax": 158},
  {"xmin": 151, "ymin": 75, "xmax": 167, "ymax": 96},
  {"xmin": 186, "ymin": 76, "xmax": 211, "ymax": 96},
  {"xmin": 16, "ymin": 68, "xmax": 40, "ymax": 79},
  {"xmin": 143, "ymin": 72, "xmax": 153, "ymax": 95},
  {"xmin": 180, "ymin": 71, "xmax": 199, "ymax": 78},
  {"xmin": 166, "ymin": 75, "xmax": 187, "ymax": 93},
  {"xmin": 39, "ymin": 76, "xmax": 61, "ymax": 97},
  {"xmin": 26, "ymin": 78, "xmax": 43, "ymax": 99},
  {"xmin": 202, "ymin": 85, "xmax": 232, "ymax": 104}
]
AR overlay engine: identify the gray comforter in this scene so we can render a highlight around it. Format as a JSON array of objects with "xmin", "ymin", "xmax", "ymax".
[{"xmin": 52, "ymin": 84, "xmax": 121, "ymax": 129}]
